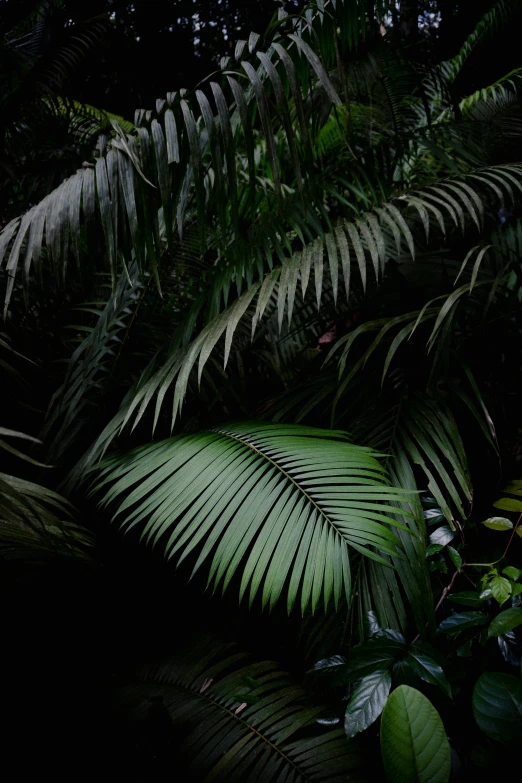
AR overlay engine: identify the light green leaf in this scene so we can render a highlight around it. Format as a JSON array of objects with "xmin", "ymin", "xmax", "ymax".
[
  {"xmin": 381, "ymin": 685, "xmax": 451, "ymax": 783},
  {"xmin": 493, "ymin": 497, "xmax": 522, "ymax": 512},
  {"xmin": 482, "ymin": 516, "xmax": 513, "ymax": 530},
  {"xmin": 490, "ymin": 576, "xmax": 512, "ymax": 606}
]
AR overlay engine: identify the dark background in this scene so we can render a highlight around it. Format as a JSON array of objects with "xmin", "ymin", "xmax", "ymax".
[{"xmin": 1, "ymin": 0, "xmax": 519, "ymax": 118}]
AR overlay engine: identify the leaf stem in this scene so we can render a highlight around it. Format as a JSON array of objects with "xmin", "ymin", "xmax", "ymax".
[{"xmin": 501, "ymin": 512, "xmax": 522, "ymax": 559}]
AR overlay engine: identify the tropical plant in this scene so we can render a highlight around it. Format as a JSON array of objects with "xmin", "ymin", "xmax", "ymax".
[{"xmin": 1, "ymin": 0, "xmax": 522, "ymax": 778}]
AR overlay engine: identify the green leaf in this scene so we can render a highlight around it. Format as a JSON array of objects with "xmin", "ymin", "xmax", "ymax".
[
  {"xmin": 339, "ymin": 637, "xmax": 406, "ymax": 684},
  {"xmin": 406, "ymin": 650, "xmax": 452, "ymax": 698},
  {"xmin": 447, "ymin": 591, "xmax": 488, "ymax": 608},
  {"xmin": 447, "ymin": 547, "xmax": 462, "ymax": 571},
  {"xmin": 438, "ymin": 612, "xmax": 489, "ymax": 635},
  {"xmin": 131, "ymin": 641, "xmax": 364, "ymax": 781},
  {"xmin": 429, "ymin": 526, "xmax": 455, "ymax": 547},
  {"xmin": 426, "ymin": 544, "xmax": 444, "ymax": 557},
  {"xmin": 502, "ymin": 566, "xmax": 521, "ymax": 580},
  {"xmin": 503, "ymin": 480, "xmax": 522, "ymax": 495},
  {"xmin": 487, "ymin": 608, "xmax": 522, "ymax": 638},
  {"xmin": 473, "ymin": 673, "xmax": 522, "ymax": 742},
  {"xmin": 381, "ymin": 685, "xmax": 451, "ymax": 783},
  {"xmin": 344, "ymin": 669, "xmax": 392, "ymax": 738},
  {"xmin": 94, "ymin": 423, "xmax": 412, "ymax": 615},
  {"xmin": 482, "ymin": 516, "xmax": 513, "ymax": 530},
  {"xmin": 493, "ymin": 498, "xmax": 522, "ymax": 512},
  {"xmin": 490, "ymin": 576, "xmax": 512, "ymax": 606}
]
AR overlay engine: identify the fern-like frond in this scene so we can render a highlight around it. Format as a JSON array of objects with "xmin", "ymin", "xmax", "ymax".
[
  {"xmin": 122, "ymin": 639, "xmax": 364, "ymax": 782},
  {"xmin": 442, "ymin": 0, "xmax": 518, "ymax": 83},
  {"xmin": 93, "ymin": 422, "xmax": 414, "ymax": 615}
]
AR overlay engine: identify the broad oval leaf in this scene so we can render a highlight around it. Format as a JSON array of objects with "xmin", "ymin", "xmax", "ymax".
[
  {"xmin": 492, "ymin": 497, "xmax": 522, "ymax": 512},
  {"xmin": 438, "ymin": 611, "xmax": 488, "ymax": 634},
  {"xmin": 429, "ymin": 526, "xmax": 455, "ymax": 547},
  {"xmin": 344, "ymin": 670, "xmax": 392, "ymax": 738},
  {"xmin": 447, "ymin": 591, "xmax": 488, "ymax": 607},
  {"xmin": 473, "ymin": 673, "xmax": 522, "ymax": 742},
  {"xmin": 482, "ymin": 516, "xmax": 513, "ymax": 530},
  {"xmin": 487, "ymin": 608, "xmax": 522, "ymax": 638},
  {"xmin": 381, "ymin": 685, "xmax": 451, "ymax": 783},
  {"xmin": 502, "ymin": 566, "xmax": 521, "ymax": 580},
  {"xmin": 94, "ymin": 423, "xmax": 412, "ymax": 615}
]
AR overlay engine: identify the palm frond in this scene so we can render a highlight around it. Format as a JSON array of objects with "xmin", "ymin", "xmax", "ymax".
[
  {"xmin": 0, "ymin": 468, "xmax": 93, "ymax": 560},
  {"xmin": 121, "ymin": 638, "xmax": 364, "ymax": 782},
  {"xmin": 93, "ymin": 422, "xmax": 414, "ymax": 615},
  {"xmin": 442, "ymin": 0, "xmax": 518, "ymax": 83}
]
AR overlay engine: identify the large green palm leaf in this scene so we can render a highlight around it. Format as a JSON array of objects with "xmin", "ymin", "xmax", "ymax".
[
  {"xmin": 122, "ymin": 639, "xmax": 364, "ymax": 782},
  {"xmin": 94, "ymin": 422, "xmax": 413, "ymax": 615}
]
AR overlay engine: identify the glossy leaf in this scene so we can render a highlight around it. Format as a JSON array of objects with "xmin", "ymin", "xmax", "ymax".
[
  {"xmin": 473, "ymin": 672, "xmax": 522, "ymax": 742},
  {"xmin": 381, "ymin": 685, "xmax": 451, "ymax": 783},
  {"xmin": 429, "ymin": 526, "xmax": 455, "ymax": 547},
  {"xmin": 344, "ymin": 669, "xmax": 392, "ymax": 738},
  {"xmin": 438, "ymin": 612, "xmax": 488, "ymax": 635},
  {"xmin": 487, "ymin": 608, "xmax": 522, "ymax": 638},
  {"xmin": 447, "ymin": 591, "xmax": 488, "ymax": 608},
  {"xmin": 482, "ymin": 516, "xmax": 513, "ymax": 530},
  {"xmin": 339, "ymin": 637, "xmax": 406, "ymax": 684},
  {"xmin": 405, "ymin": 650, "xmax": 452, "ymax": 697}
]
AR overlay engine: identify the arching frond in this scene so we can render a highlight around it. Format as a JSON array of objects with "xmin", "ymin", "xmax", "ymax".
[
  {"xmin": 93, "ymin": 423, "xmax": 414, "ymax": 615},
  {"xmin": 121, "ymin": 640, "xmax": 364, "ymax": 782},
  {"xmin": 443, "ymin": 0, "xmax": 518, "ymax": 83}
]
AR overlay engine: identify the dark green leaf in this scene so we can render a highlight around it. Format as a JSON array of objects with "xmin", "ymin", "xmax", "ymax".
[
  {"xmin": 447, "ymin": 591, "xmax": 488, "ymax": 608},
  {"xmin": 340, "ymin": 637, "xmax": 406, "ymax": 684},
  {"xmin": 438, "ymin": 612, "xmax": 488, "ymax": 635},
  {"xmin": 447, "ymin": 547, "xmax": 462, "ymax": 571},
  {"xmin": 344, "ymin": 669, "xmax": 392, "ymax": 738},
  {"xmin": 406, "ymin": 650, "xmax": 452, "ymax": 697},
  {"xmin": 487, "ymin": 608, "xmax": 522, "ymax": 638},
  {"xmin": 473, "ymin": 673, "xmax": 522, "ymax": 742}
]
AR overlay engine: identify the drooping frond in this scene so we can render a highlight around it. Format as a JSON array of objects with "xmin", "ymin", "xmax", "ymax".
[
  {"xmin": 121, "ymin": 639, "xmax": 364, "ymax": 782},
  {"xmin": 42, "ymin": 263, "xmax": 142, "ymax": 462},
  {"xmin": 61, "ymin": 162, "xmax": 522, "ymax": 459},
  {"xmin": 93, "ymin": 422, "xmax": 415, "ymax": 615},
  {"xmin": 0, "ymin": 430, "xmax": 92, "ymax": 560},
  {"xmin": 442, "ymin": 0, "xmax": 518, "ymax": 83}
]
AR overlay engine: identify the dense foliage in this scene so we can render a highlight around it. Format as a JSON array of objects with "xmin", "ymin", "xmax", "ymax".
[{"xmin": 1, "ymin": 0, "xmax": 522, "ymax": 778}]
